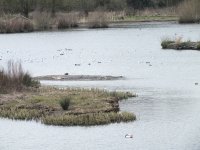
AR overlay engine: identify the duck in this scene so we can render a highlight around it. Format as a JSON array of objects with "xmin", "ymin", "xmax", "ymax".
[{"xmin": 125, "ymin": 134, "xmax": 133, "ymax": 138}]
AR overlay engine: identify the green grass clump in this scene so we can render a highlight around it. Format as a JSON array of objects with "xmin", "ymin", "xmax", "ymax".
[
  {"xmin": 59, "ymin": 97, "xmax": 71, "ymax": 110},
  {"xmin": 161, "ymin": 40, "xmax": 174, "ymax": 49}
]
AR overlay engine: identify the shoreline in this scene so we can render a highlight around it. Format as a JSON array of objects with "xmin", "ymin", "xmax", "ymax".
[{"xmin": 0, "ymin": 15, "xmax": 178, "ymax": 34}]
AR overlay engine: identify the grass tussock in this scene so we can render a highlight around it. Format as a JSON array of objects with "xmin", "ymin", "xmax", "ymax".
[
  {"xmin": 178, "ymin": 0, "xmax": 200, "ymax": 23},
  {"xmin": 161, "ymin": 37, "xmax": 175, "ymax": 49},
  {"xmin": 0, "ymin": 60, "xmax": 40, "ymax": 93},
  {"xmin": 0, "ymin": 87, "xmax": 136, "ymax": 126},
  {"xmin": 0, "ymin": 16, "xmax": 34, "ymax": 33},
  {"xmin": 59, "ymin": 97, "xmax": 71, "ymax": 110},
  {"xmin": 88, "ymin": 12, "xmax": 109, "ymax": 28}
]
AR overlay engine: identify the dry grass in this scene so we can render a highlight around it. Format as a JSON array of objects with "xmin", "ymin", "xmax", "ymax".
[
  {"xmin": 178, "ymin": 0, "xmax": 200, "ymax": 23},
  {"xmin": 32, "ymin": 11, "xmax": 53, "ymax": 30},
  {"xmin": 0, "ymin": 16, "xmax": 34, "ymax": 33},
  {"xmin": 87, "ymin": 11, "xmax": 109, "ymax": 28},
  {"xmin": 57, "ymin": 13, "xmax": 79, "ymax": 29},
  {"xmin": 0, "ymin": 87, "xmax": 136, "ymax": 126},
  {"xmin": 0, "ymin": 60, "xmax": 40, "ymax": 93}
]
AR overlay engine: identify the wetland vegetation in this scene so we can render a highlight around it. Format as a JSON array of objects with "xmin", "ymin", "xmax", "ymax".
[
  {"xmin": 161, "ymin": 37, "xmax": 200, "ymax": 50},
  {"xmin": 0, "ymin": 0, "xmax": 188, "ymax": 33},
  {"xmin": 0, "ymin": 61, "xmax": 136, "ymax": 126},
  {"xmin": 0, "ymin": 87, "xmax": 136, "ymax": 126}
]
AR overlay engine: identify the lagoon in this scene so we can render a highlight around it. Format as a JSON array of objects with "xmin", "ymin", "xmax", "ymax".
[{"xmin": 0, "ymin": 22, "xmax": 200, "ymax": 150}]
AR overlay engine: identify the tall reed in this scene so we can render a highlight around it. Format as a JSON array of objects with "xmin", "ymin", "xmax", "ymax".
[
  {"xmin": 0, "ymin": 16, "xmax": 34, "ymax": 33},
  {"xmin": 0, "ymin": 60, "xmax": 39, "ymax": 93},
  {"xmin": 57, "ymin": 13, "xmax": 79, "ymax": 29},
  {"xmin": 178, "ymin": 0, "xmax": 200, "ymax": 23},
  {"xmin": 88, "ymin": 11, "xmax": 109, "ymax": 28}
]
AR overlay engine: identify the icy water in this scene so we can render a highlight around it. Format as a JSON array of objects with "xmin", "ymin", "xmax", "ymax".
[{"xmin": 0, "ymin": 22, "xmax": 200, "ymax": 150}]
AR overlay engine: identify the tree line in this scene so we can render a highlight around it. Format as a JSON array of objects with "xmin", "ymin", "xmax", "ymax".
[{"xmin": 0, "ymin": 0, "xmax": 184, "ymax": 17}]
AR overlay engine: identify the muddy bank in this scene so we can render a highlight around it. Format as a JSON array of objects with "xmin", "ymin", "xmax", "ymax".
[{"xmin": 34, "ymin": 75, "xmax": 124, "ymax": 81}]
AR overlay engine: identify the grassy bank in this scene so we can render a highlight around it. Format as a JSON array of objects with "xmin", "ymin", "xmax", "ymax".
[
  {"xmin": 0, "ymin": 87, "xmax": 136, "ymax": 126},
  {"xmin": 161, "ymin": 38, "xmax": 200, "ymax": 50}
]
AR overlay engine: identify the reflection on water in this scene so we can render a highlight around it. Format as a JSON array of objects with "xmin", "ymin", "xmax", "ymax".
[{"xmin": 0, "ymin": 22, "xmax": 200, "ymax": 150}]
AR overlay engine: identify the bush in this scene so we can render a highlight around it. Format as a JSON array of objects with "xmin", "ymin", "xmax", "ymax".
[{"xmin": 59, "ymin": 97, "xmax": 71, "ymax": 110}]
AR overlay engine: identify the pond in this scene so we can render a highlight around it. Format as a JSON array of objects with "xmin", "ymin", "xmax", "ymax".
[{"xmin": 0, "ymin": 22, "xmax": 200, "ymax": 150}]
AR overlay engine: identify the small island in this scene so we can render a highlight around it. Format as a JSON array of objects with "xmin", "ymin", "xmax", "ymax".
[
  {"xmin": 0, "ymin": 61, "xmax": 136, "ymax": 126},
  {"xmin": 161, "ymin": 39, "xmax": 200, "ymax": 50}
]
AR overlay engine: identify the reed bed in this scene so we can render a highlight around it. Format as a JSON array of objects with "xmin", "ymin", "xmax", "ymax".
[
  {"xmin": 0, "ymin": 17, "xmax": 34, "ymax": 33},
  {"xmin": 88, "ymin": 12, "xmax": 109, "ymax": 28},
  {"xmin": 178, "ymin": 0, "xmax": 200, "ymax": 23},
  {"xmin": 0, "ymin": 61, "xmax": 40, "ymax": 93},
  {"xmin": 57, "ymin": 13, "xmax": 79, "ymax": 29},
  {"xmin": 32, "ymin": 11, "xmax": 53, "ymax": 30}
]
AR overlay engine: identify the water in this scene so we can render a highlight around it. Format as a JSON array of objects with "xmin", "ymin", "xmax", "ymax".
[{"xmin": 0, "ymin": 22, "xmax": 200, "ymax": 150}]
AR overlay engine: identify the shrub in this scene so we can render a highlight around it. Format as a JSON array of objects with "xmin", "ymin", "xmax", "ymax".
[{"xmin": 59, "ymin": 97, "xmax": 71, "ymax": 110}]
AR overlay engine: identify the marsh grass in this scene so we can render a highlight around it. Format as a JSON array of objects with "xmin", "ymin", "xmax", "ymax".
[
  {"xmin": 0, "ymin": 87, "xmax": 136, "ymax": 126},
  {"xmin": 161, "ymin": 37, "xmax": 200, "ymax": 50},
  {"xmin": 178, "ymin": 0, "xmax": 200, "ymax": 23},
  {"xmin": 59, "ymin": 97, "xmax": 71, "ymax": 110},
  {"xmin": 57, "ymin": 13, "xmax": 79, "ymax": 29},
  {"xmin": 33, "ymin": 11, "xmax": 53, "ymax": 30},
  {"xmin": 43, "ymin": 112, "xmax": 136, "ymax": 126},
  {"xmin": 88, "ymin": 12, "xmax": 109, "ymax": 28},
  {"xmin": 161, "ymin": 37, "xmax": 175, "ymax": 49},
  {"xmin": 0, "ymin": 60, "xmax": 40, "ymax": 93},
  {"xmin": 0, "ymin": 16, "xmax": 34, "ymax": 33}
]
